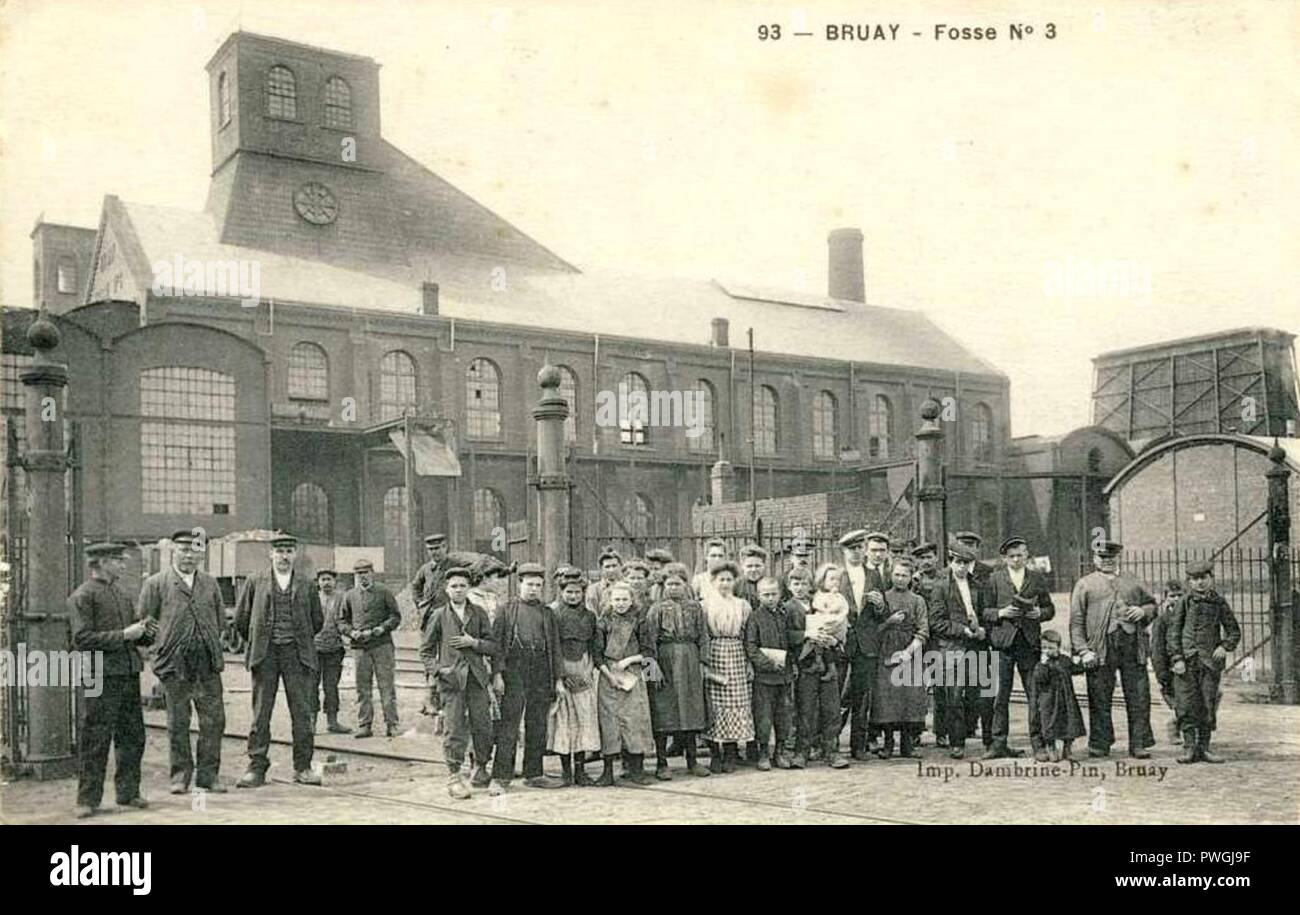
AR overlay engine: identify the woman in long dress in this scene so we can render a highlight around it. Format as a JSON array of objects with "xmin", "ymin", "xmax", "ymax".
[
  {"xmin": 701, "ymin": 561, "xmax": 754, "ymax": 773},
  {"xmin": 644, "ymin": 562, "xmax": 711, "ymax": 779},
  {"xmin": 872, "ymin": 559, "xmax": 930, "ymax": 759}
]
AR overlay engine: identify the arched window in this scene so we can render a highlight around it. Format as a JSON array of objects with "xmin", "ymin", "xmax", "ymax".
[
  {"xmin": 291, "ymin": 482, "xmax": 330, "ymax": 542},
  {"xmin": 971, "ymin": 402, "xmax": 995, "ymax": 463},
  {"xmin": 687, "ymin": 379, "xmax": 715, "ymax": 453},
  {"xmin": 217, "ymin": 71, "xmax": 231, "ymax": 126},
  {"xmin": 472, "ymin": 487, "xmax": 505, "ymax": 554},
  {"xmin": 56, "ymin": 258, "xmax": 77, "ymax": 295},
  {"xmin": 266, "ymin": 65, "xmax": 297, "ymax": 119},
  {"xmin": 624, "ymin": 493, "xmax": 655, "ymax": 539},
  {"xmin": 754, "ymin": 385, "xmax": 778, "ymax": 457},
  {"xmin": 288, "ymin": 342, "xmax": 329, "ymax": 400},
  {"xmin": 812, "ymin": 390, "xmax": 837, "ymax": 460},
  {"xmin": 383, "ymin": 486, "xmax": 408, "ymax": 571},
  {"xmin": 140, "ymin": 367, "xmax": 237, "ymax": 514},
  {"xmin": 1087, "ymin": 447, "xmax": 1103, "ymax": 474},
  {"xmin": 868, "ymin": 394, "xmax": 892, "ymax": 459},
  {"xmin": 557, "ymin": 365, "xmax": 578, "ymax": 444},
  {"xmin": 323, "ymin": 76, "xmax": 352, "ymax": 128},
  {"xmin": 465, "ymin": 358, "xmax": 502, "ymax": 440},
  {"xmin": 619, "ymin": 372, "xmax": 650, "ymax": 446},
  {"xmin": 379, "ymin": 350, "xmax": 417, "ymax": 421}
]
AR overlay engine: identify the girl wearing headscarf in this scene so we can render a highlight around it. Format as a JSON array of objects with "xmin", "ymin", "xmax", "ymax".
[{"xmin": 644, "ymin": 563, "xmax": 712, "ymax": 778}]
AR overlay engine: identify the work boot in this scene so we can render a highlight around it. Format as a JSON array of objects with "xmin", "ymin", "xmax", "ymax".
[
  {"xmin": 524, "ymin": 775, "xmax": 567, "ymax": 789},
  {"xmin": 169, "ymin": 774, "xmax": 189, "ymax": 795},
  {"xmin": 982, "ymin": 738, "xmax": 1010, "ymax": 760},
  {"xmin": 1129, "ymin": 746, "xmax": 1152, "ymax": 760},
  {"xmin": 488, "ymin": 779, "xmax": 508, "ymax": 796},
  {"xmin": 899, "ymin": 732, "xmax": 919, "ymax": 759},
  {"xmin": 236, "ymin": 769, "xmax": 266, "ymax": 789},
  {"xmin": 722, "ymin": 745, "xmax": 739, "ymax": 773},
  {"xmin": 655, "ymin": 762, "xmax": 673, "ymax": 781},
  {"xmin": 294, "ymin": 769, "xmax": 322, "ymax": 786},
  {"xmin": 327, "ymin": 714, "xmax": 352, "ymax": 734},
  {"xmin": 448, "ymin": 773, "xmax": 472, "ymax": 800},
  {"xmin": 74, "ymin": 805, "xmax": 96, "ymax": 819},
  {"xmin": 1033, "ymin": 746, "xmax": 1051, "ymax": 763},
  {"xmin": 573, "ymin": 765, "xmax": 594, "ymax": 787},
  {"xmin": 773, "ymin": 751, "xmax": 793, "ymax": 770},
  {"xmin": 116, "ymin": 796, "xmax": 149, "ymax": 810},
  {"xmin": 354, "ymin": 725, "xmax": 373, "ymax": 739},
  {"xmin": 471, "ymin": 764, "xmax": 492, "ymax": 788},
  {"xmin": 386, "ymin": 722, "xmax": 400, "ymax": 738},
  {"xmin": 195, "ymin": 779, "xmax": 227, "ymax": 794},
  {"xmin": 756, "ymin": 754, "xmax": 772, "ymax": 772},
  {"xmin": 1178, "ymin": 729, "xmax": 1199, "ymax": 764},
  {"xmin": 790, "ymin": 751, "xmax": 807, "ymax": 770},
  {"xmin": 709, "ymin": 753, "xmax": 725, "ymax": 775},
  {"xmin": 828, "ymin": 751, "xmax": 850, "ymax": 769},
  {"xmin": 624, "ymin": 754, "xmax": 655, "ymax": 786},
  {"xmin": 1199, "ymin": 736, "xmax": 1224, "ymax": 764},
  {"xmin": 949, "ymin": 741, "xmax": 965, "ymax": 760}
]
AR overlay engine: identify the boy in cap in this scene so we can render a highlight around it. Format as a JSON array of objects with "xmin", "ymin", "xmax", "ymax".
[
  {"xmin": 339, "ymin": 557, "xmax": 402, "ymax": 739},
  {"xmin": 139, "ymin": 529, "xmax": 228, "ymax": 793},
  {"xmin": 927, "ymin": 543, "xmax": 992, "ymax": 759},
  {"xmin": 1168, "ymin": 561, "xmax": 1240, "ymax": 763},
  {"xmin": 490, "ymin": 562, "xmax": 567, "ymax": 793},
  {"xmin": 744, "ymin": 576, "xmax": 802, "ymax": 770},
  {"xmin": 420, "ymin": 566, "xmax": 498, "ymax": 797},
  {"xmin": 71, "ymin": 542, "xmax": 154, "ymax": 817},
  {"xmin": 1149, "ymin": 578, "xmax": 1185, "ymax": 744}
]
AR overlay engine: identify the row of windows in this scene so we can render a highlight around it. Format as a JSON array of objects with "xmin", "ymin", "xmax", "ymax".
[{"xmin": 218, "ymin": 67, "xmax": 353, "ymax": 128}]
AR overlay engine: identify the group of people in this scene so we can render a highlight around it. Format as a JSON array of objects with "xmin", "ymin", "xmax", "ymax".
[{"xmin": 66, "ymin": 522, "xmax": 1242, "ymax": 814}]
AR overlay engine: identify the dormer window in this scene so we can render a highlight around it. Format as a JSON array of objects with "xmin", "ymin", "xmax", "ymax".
[
  {"xmin": 266, "ymin": 65, "xmax": 297, "ymax": 120},
  {"xmin": 323, "ymin": 76, "xmax": 352, "ymax": 129},
  {"xmin": 218, "ymin": 71, "xmax": 231, "ymax": 126},
  {"xmin": 56, "ymin": 258, "xmax": 78, "ymax": 295}
]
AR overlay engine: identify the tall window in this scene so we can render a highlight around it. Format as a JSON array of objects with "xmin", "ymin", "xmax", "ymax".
[
  {"xmin": 140, "ymin": 367, "xmax": 237, "ymax": 514},
  {"xmin": 291, "ymin": 482, "xmax": 330, "ymax": 542},
  {"xmin": 971, "ymin": 402, "xmax": 994, "ymax": 462},
  {"xmin": 557, "ymin": 365, "xmax": 578, "ymax": 444},
  {"xmin": 619, "ymin": 372, "xmax": 649, "ymax": 446},
  {"xmin": 288, "ymin": 342, "xmax": 329, "ymax": 400},
  {"xmin": 465, "ymin": 358, "xmax": 502, "ymax": 440},
  {"xmin": 217, "ymin": 71, "xmax": 231, "ymax": 126},
  {"xmin": 812, "ymin": 390, "xmax": 837, "ymax": 460},
  {"xmin": 2, "ymin": 354, "xmax": 33, "ymax": 411},
  {"xmin": 868, "ymin": 394, "xmax": 892, "ymax": 459},
  {"xmin": 379, "ymin": 350, "xmax": 417, "ymax": 421},
  {"xmin": 56, "ymin": 259, "xmax": 77, "ymax": 295},
  {"xmin": 624, "ymin": 493, "xmax": 654, "ymax": 539},
  {"xmin": 383, "ymin": 486, "xmax": 408, "ymax": 571},
  {"xmin": 266, "ymin": 65, "xmax": 297, "ymax": 119},
  {"xmin": 323, "ymin": 76, "xmax": 352, "ymax": 128},
  {"xmin": 754, "ymin": 385, "xmax": 778, "ymax": 457},
  {"xmin": 687, "ymin": 379, "xmax": 715, "ymax": 453},
  {"xmin": 472, "ymin": 488, "xmax": 504, "ymax": 554}
]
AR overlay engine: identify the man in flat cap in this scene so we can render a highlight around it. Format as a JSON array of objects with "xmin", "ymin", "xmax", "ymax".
[
  {"xmin": 340, "ymin": 557, "xmax": 402, "ymax": 739},
  {"xmin": 234, "ymin": 533, "xmax": 324, "ymax": 786},
  {"xmin": 490, "ymin": 561, "xmax": 567, "ymax": 793},
  {"xmin": 312, "ymin": 569, "xmax": 351, "ymax": 734},
  {"xmin": 1069, "ymin": 540, "xmax": 1157, "ymax": 759},
  {"xmin": 983, "ymin": 536, "xmax": 1056, "ymax": 760},
  {"xmin": 138, "ymin": 529, "xmax": 228, "ymax": 793},
  {"xmin": 1167, "ymin": 561, "xmax": 1240, "ymax": 763},
  {"xmin": 71, "ymin": 542, "xmax": 154, "ymax": 817},
  {"xmin": 410, "ymin": 534, "xmax": 451, "ymax": 717},
  {"xmin": 840, "ymin": 530, "xmax": 890, "ymax": 757},
  {"xmin": 927, "ymin": 543, "xmax": 994, "ymax": 759},
  {"xmin": 952, "ymin": 531, "xmax": 994, "ymax": 586}
]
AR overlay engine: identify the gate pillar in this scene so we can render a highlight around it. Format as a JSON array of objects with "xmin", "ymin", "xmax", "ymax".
[{"xmin": 1266, "ymin": 443, "xmax": 1296, "ymax": 704}]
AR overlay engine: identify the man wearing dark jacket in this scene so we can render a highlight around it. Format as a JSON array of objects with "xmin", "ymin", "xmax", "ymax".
[
  {"xmin": 235, "ymin": 533, "xmax": 324, "ymax": 787},
  {"xmin": 339, "ymin": 557, "xmax": 402, "ymax": 738},
  {"xmin": 841, "ymin": 530, "xmax": 890, "ymax": 758},
  {"xmin": 982, "ymin": 536, "xmax": 1056, "ymax": 761},
  {"xmin": 1168, "ymin": 561, "xmax": 1240, "ymax": 764},
  {"xmin": 312, "ymin": 569, "xmax": 350, "ymax": 734},
  {"xmin": 927, "ymin": 544, "xmax": 994, "ymax": 759},
  {"xmin": 71, "ymin": 542, "xmax": 153, "ymax": 817}
]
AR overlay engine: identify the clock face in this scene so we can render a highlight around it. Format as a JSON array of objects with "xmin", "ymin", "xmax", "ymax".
[{"xmin": 293, "ymin": 182, "xmax": 338, "ymax": 225}]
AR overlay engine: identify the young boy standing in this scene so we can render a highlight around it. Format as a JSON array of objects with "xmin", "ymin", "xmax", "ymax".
[
  {"xmin": 1168, "ymin": 561, "xmax": 1240, "ymax": 764},
  {"xmin": 744, "ymin": 576, "xmax": 802, "ymax": 771}
]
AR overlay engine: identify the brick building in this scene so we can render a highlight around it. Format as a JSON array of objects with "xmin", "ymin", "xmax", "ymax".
[{"xmin": 5, "ymin": 31, "xmax": 1013, "ymax": 577}]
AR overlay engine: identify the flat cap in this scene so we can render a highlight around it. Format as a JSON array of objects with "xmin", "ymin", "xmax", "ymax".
[
  {"xmin": 516, "ymin": 561, "xmax": 546, "ymax": 579},
  {"xmin": 423, "ymin": 534, "xmax": 447, "ymax": 546},
  {"xmin": 1186, "ymin": 560, "xmax": 1215, "ymax": 578},
  {"xmin": 316, "ymin": 568, "xmax": 336, "ymax": 578},
  {"xmin": 169, "ymin": 529, "xmax": 200, "ymax": 545},
  {"xmin": 999, "ymin": 536, "xmax": 1027, "ymax": 554},
  {"xmin": 948, "ymin": 543, "xmax": 978, "ymax": 562},
  {"xmin": 270, "ymin": 532, "xmax": 298, "ymax": 548},
  {"xmin": 1041, "ymin": 629, "xmax": 1062, "ymax": 645},
  {"xmin": 953, "ymin": 530, "xmax": 982, "ymax": 544},
  {"xmin": 352, "ymin": 558, "xmax": 374, "ymax": 572},
  {"xmin": 865, "ymin": 530, "xmax": 891, "ymax": 545},
  {"xmin": 645, "ymin": 548, "xmax": 675, "ymax": 563},
  {"xmin": 737, "ymin": 543, "xmax": 768, "ymax": 560},
  {"xmin": 443, "ymin": 565, "xmax": 473, "ymax": 583},
  {"xmin": 85, "ymin": 541, "xmax": 128, "ymax": 559},
  {"xmin": 1093, "ymin": 540, "xmax": 1123, "ymax": 557},
  {"xmin": 911, "ymin": 541, "xmax": 938, "ymax": 557},
  {"xmin": 838, "ymin": 529, "xmax": 867, "ymax": 548}
]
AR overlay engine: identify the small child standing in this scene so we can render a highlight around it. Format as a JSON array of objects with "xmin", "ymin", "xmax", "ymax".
[
  {"xmin": 1149, "ymin": 578, "xmax": 1185, "ymax": 745},
  {"xmin": 803, "ymin": 564, "xmax": 850, "ymax": 682},
  {"xmin": 595, "ymin": 583, "xmax": 657, "ymax": 786},
  {"xmin": 1031, "ymin": 630, "xmax": 1086, "ymax": 761},
  {"xmin": 743, "ymin": 576, "xmax": 801, "ymax": 771},
  {"xmin": 1168, "ymin": 561, "xmax": 1240, "ymax": 764}
]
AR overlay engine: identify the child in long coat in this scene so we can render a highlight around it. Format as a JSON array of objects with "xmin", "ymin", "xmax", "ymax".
[
  {"xmin": 643, "ymin": 563, "xmax": 711, "ymax": 779},
  {"xmin": 1032, "ymin": 630, "xmax": 1086, "ymax": 760},
  {"xmin": 595, "ymin": 583, "xmax": 657, "ymax": 785}
]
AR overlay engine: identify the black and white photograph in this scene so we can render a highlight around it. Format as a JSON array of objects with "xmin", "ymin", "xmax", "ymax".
[{"xmin": 0, "ymin": 0, "xmax": 1295, "ymax": 888}]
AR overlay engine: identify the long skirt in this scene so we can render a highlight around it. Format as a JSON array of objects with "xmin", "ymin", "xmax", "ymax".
[
  {"xmin": 597, "ymin": 669, "xmax": 654, "ymax": 756},
  {"xmin": 872, "ymin": 626, "xmax": 927, "ymax": 726},
  {"xmin": 705, "ymin": 636, "xmax": 755, "ymax": 743},
  {"xmin": 547, "ymin": 655, "xmax": 602, "ymax": 755},
  {"xmin": 650, "ymin": 640, "xmax": 707, "ymax": 733}
]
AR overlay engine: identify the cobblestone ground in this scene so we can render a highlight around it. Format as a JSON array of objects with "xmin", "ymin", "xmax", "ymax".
[{"xmin": 4, "ymin": 631, "xmax": 1298, "ymax": 825}]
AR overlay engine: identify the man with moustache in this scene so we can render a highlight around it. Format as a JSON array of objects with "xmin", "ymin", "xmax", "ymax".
[
  {"xmin": 340, "ymin": 557, "xmax": 403, "ymax": 739},
  {"xmin": 839, "ymin": 529, "xmax": 890, "ymax": 758},
  {"xmin": 312, "ymin": 569, "xmax": 351, "ymax": 734},
  {"xmin": 138, "ymin": 529, "xmax": 228, "ymax": 794},
  {"xmin": 234, "ymin": 533, "xmax": 323, "ymax": 786},
  {"xmin": 71, "ymin": 542, "xmax": 154, "ymax": 817}
]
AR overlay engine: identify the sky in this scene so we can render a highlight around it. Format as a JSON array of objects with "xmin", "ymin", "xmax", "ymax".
[{"xmin": 1, "ymin": 0, "xmax": 1296, "ymax": 437}]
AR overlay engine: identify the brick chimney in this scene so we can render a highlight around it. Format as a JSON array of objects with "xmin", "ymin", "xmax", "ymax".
[
  {"xmin": 827, "ymin": 228, "xmax": 865, "ymax": 302},
  {"xmin": 711, "ymin": 316, "xmax": 730, "ymax": 347},
  {"xmin": 710, "ymin": 459, "xmax": 737, "ymax": 505},
  {"xmin": 421, "ymin": 281, "xmax": 439, "ymax": 315}
]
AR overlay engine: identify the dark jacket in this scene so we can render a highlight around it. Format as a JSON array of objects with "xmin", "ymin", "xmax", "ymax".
[
  {"xmin": 743, "ymin": 601, "xmax": 804, "ymax": 685},
  {"xmin": 1149, "ymin": 602, "xmax": 1177, "ymax": 690},
  {"xmin": 235, "ymin": 569, "xmax": 323, "ymax": 672},
  {"xmin": 314, "ymin": 589, "xmax": 346, "ymax": 653},
  {"xmin": 138, "ymin": 567, "xmax": 225, "ymax": 680},
  {"xmin": 927, "ymin": 570, "xmax": 990, "ymax": 650},
  {"xmin": 70, "ymin": 577, "xmax": 143, "ymax": 677},
  {"xmin": 337, "ymin": 584, "xmax": 401, "ymax": 650},
  {"xmin": 491, "ymin": 598, "xmax": 564, "ymax": 683},
  {"xmin": 982, "ymin": 566, "xmax": 1056, "ymax": 650},
  {"xmin": 419, "ymin": 600, "xmax": 496, "ymax": 690},
  {"xmin": 1167, "ymin": 589, "xmax": 1241, "ymax": 668},
  {"xmin": 841, "ymin": 563, "xmax": 890, "ymax": 659},
  {"xmin": 410, "ymin": 557, "xmax": 451, "ymax": 618}
]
